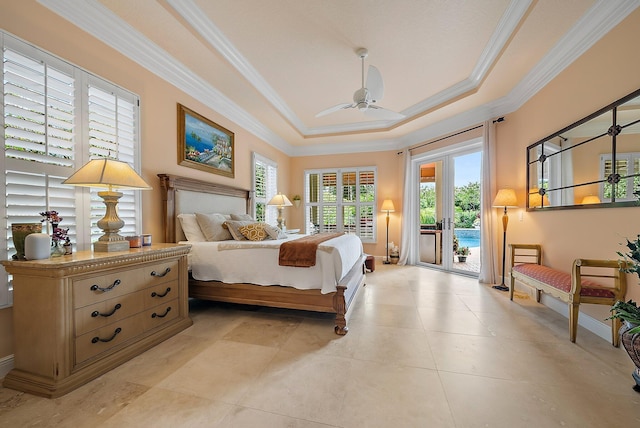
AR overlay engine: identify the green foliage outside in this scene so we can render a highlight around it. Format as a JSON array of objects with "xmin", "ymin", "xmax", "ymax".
[{"xmin": 420, "ymin": 181, "xmax": 480, "ymax": 228}]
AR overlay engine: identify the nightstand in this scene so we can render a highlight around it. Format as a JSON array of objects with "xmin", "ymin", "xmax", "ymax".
[{"xmin": 1, "ymin": 244, "xmax": 192, "ymax": 398}]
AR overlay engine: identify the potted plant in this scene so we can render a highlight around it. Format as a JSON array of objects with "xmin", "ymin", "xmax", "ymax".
[
  {"xmin": 455, "ymin": 246, "xmax": 470, "ymax": 262},
  {"xmin": 609, "ymin": 234, "xmax": 640, "ymax": 392},
  {"xmin": 292, "ymin": 194, "xmax": 301, "ymax": 208}
]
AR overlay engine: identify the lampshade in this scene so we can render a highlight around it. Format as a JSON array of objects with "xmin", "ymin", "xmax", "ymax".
[
  {"xmin": 381, "ymin": 199, "xmax": 395, "ymax": 212},
  {"xmin": 267, "ymin": 193, "xmax": 293, "ymax": 207},
  {"xmin": 62, "ymin": 158, "xmax": 151, "ymax": 190},
  {"xmin": 492, "ymin": 188, "xmax": 518, "ymax": 208},
  {"xmin": 62, "ymin": 158, "xmax": 150, "ymax": 252},
  {"xmin": 581, "ymin": 195, "xmax": 601, "ymax": 204}
]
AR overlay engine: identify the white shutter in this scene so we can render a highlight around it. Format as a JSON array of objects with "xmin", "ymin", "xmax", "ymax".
[
  {"xmin": 1, "ymin": 32, "xmax": 141, "ymax": 308},
  {"xmin": 87, "ymin": 84, "xmax": 140, "ymax": 242},
  {"xmin": 253, "ymin": 153, "xmax": 278, "ymax": 225},
  {"xmin": 304, "ymin": 167, "xmax": 377, "ymax": 242},
  {"xmin": 2, "ymin": 42, "xmax": 76, "ymax": 307}
]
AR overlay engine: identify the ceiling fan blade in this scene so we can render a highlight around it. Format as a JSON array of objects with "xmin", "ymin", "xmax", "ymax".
[
  {"xmin": 315, "ymin": 103, "xmax": 353, "ymax": 118},
  {"xmin": 365, "ymin": 104, "xmax": 405, "ymax": 120},
  {"xmin": 366, "ymin": 65, "xmax": 384, "ymax": 102}
]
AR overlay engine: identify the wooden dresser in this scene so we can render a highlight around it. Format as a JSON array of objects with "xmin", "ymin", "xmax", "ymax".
[{"xmin": 1, "ymin": 244, "xmax": 192, "ymax": 398}]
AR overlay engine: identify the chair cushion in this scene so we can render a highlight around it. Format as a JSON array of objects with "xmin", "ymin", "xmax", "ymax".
[{"xmin": 513, "ymin": 264, "xmax": 615, "ymax": 298}]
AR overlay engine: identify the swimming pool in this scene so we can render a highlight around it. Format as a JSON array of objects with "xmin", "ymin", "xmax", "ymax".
[{"xmin": 455, "ymin": 228, "xmax": 480, "ymax": 248}]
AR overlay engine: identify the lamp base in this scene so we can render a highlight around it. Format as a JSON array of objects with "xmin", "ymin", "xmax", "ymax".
[
  {"xmin": 93, "ymin": 239, "xmax": 130, "ymax": 252},
  {"xmin": 492, "ymin": 284, "xmax": 509, "ymax": 292},
  {"xmin": 383, "ymin": 260, "xmax": 391, "ymax": 265}
]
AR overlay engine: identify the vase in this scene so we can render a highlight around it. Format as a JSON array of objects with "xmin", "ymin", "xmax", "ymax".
[
  {"xmin": 619, "ymin": 322, "xmax": 640, "ymax": 392},
  {"xmin": 11, "ymin": 223, "xmax": 42, "ymax": 260},
  {"xmin": 50, "ymin": 241, "xmax": 67, "ymax": 257},
  {"xmin": 390, "ymin": 253, "xmax": 399, "ymax": 264},
  {"xmin": 457, "ymin": 255, "xmax": 467, "ymax": 262},
  {"xmin": 25, "ymin": 233, "xmax": 51, "ymax": 260}
]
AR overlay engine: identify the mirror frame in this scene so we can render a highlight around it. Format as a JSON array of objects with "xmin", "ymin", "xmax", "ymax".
[{"xmin": 526, "ymin": 87, "xmax": 640, "ymax": 211}]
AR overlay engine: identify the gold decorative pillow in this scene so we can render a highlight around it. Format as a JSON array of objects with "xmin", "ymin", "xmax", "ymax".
[{"xmin": 238, "ymin": 223, "xmax": 268, "ymax": 241}]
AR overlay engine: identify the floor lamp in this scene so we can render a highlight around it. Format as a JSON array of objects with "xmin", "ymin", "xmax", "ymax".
[
  {"xmin": 381, "ymin": 199, "xmax": 395, "ymax": 264},
  {"xmin": 492, "ymin": 188, "xmax": 517, "ymax": 291}
]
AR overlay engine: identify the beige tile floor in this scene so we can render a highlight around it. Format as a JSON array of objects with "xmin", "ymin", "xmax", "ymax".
[{"xmin": 1, "ymin": 264, "xmax": 640, "ymax": 427}]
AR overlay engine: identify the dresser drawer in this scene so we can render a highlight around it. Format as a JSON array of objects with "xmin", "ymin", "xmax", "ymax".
[
  {"xmin": 143, "ymin": 299, "xmax": 180, "ymax": 331},
  {"xmin": 138, "ymin": 260, "xmax": 179, "ymax": 289},
  {"xmin": 144, "ymin": 282, "xmax": 179, "ymax": 309},
  {"xmin": 73, "ymin": 268, "xmax": 142, "ymax": 308},
  {"xmin": 75, "ymin": 313, "xmax": 146, "ymax": 365},
  {"xmin": 74, "ymin": 290, "xmax": 145, "ymax": 337}
]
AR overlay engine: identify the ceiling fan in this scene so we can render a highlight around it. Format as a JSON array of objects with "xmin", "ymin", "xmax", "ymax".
[{"xmin": 315, "ymin": 48, "xmax": 405, "ymax": 120}]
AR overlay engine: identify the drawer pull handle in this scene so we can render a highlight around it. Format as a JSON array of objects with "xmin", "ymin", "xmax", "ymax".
[
  {"xmin": 151, "ymin": 287, "xmax": 171, "ymax": 298},
  {"xmin": 91, "ymin": 303, "xmax": 122, "ymax": 318},
  {"xmin": 91, "ymin": 327, "xmax": 122, "ymax": 344},
  {"xmin": 151, "ymin": 307, "xmax": 172, "ymax": 318},
  {"xmin": 150, "ymin": 267, "xmax": 171, "ymax": 277},
  {"xmin": 90, "ymin": 279, "xmax": 121, "ymax": 292}
]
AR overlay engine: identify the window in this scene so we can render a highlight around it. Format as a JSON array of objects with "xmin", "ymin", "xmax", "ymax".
[
  {"xmin": 1, "ymin": 32, "xmax": 141, "ymax": 308},
  {"xmin": 252, "ymin": 152, "xmax": 277, "ymax": 225},
  {"xmin": 305, "ymin": 167, "xmax": 376, "ymax": 242}
]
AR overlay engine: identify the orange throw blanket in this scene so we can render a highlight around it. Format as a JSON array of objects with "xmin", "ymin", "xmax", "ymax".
[{"xmin": 278, "ymin": 232, "xmax": 344, "ymax": 267}]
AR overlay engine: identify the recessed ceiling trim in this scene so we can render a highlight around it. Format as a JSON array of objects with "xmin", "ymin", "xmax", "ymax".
[
  {"xmin": 35, "ymin": 0, "xmax": 640, "ymax": 158},
  {"xmin": 165, "ymin": 0, "xmax": 306, "ymax": 133},
  {"xmin": 170, "ymin": 0, "xmax": 532, "ymax": 136},
  {"xmin": 36, "ymin": 0, "xmax": 294, "ymax": 156}
]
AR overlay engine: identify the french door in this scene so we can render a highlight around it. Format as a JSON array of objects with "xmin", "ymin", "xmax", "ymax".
[{"xmin": 414, "ymin": 145, "xmax": 481, "ymax": 275}]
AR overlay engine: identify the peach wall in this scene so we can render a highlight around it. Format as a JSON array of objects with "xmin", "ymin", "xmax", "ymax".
[
  {"xmin": 496, "ymin": 8, "xmax": 640, "ymax": 324},
  {"xmin": 289, "ymin": 150, "xmax": 403, "ymax": 257}
]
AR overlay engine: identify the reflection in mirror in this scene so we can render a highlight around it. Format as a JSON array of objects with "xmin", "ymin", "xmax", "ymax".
[{"xmin": 527, "ymin": 88, "xmax": 640, "ymax": 210}]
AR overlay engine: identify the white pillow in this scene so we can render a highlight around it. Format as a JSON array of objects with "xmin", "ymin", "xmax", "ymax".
[
  {"xmin": 195, "ymin": 213, "xmax": 233, "ymax": 241},
  {"xmin": 177, "ymin": 213, "xmax": 206, "ymax": 241},
  {"xmin": 264, "ymin": 224, "xmax": 288, "ymax": 240}
]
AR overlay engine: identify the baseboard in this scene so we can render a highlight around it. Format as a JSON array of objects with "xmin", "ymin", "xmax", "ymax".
[
  {"xmin": 540, "ymin": 294, "xmax": 611, "ymax": 342},
  {"xmin": 0, "ymin": 354, "xmax": 14, "ymax": 379}
]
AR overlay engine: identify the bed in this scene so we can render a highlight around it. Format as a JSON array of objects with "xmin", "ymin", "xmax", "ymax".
[{"xmin": 158, "ymin": 173, "xmax": 366, "ymax": 334}]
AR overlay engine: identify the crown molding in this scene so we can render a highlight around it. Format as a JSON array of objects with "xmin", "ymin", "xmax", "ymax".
[
  {"xmin": 36, "ymin": 0, "xmax": 640, "ymax": 157},
  {"xmin": 36, "ymin": 0, "xmax": 294, "ymax": 156},
  {"xmin": 503, "ymin": 0, "xmax": 640, "ymax": 113}
]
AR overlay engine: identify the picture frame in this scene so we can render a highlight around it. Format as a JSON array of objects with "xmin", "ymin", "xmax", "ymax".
[{"xmin": 177, "ymin": 103, "xmax": 234, "ymax": 178}]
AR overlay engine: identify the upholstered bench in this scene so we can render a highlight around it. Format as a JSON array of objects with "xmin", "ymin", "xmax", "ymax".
[{"xmin": 509, "ymin": 244, "xmax": 627, "ymax": 347}]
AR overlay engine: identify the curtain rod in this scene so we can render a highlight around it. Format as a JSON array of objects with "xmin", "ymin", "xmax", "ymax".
[{"xmin": 402, "ymin": 117, "xmax": 504, "ymax": 154}]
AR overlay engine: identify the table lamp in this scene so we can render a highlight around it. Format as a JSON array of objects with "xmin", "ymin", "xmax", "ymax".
[
  {"xmin": 62, "ymin": 158, "xmax": 151, "ymax": 252},
  {"xmin": 267, "ymin": 193, "xmax": 293, "ymax": 230}
]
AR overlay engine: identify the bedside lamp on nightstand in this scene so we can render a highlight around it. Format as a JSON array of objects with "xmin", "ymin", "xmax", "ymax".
[
  {"xmin": 268, "ymin": 193, "xmax": 293, "ymax": 230},
  {"xmin": 63, "ymin": 158, "xmax": 151, "ymax": 252}
]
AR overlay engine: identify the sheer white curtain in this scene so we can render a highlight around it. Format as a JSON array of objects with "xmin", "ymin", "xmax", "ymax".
[
  {"xmin": 479, "ymin": 121, "xmax": 498, "ymax": 284},
  {"xmin": 398, "ymin": 149, "xmax": 414, "ymax": 265}
]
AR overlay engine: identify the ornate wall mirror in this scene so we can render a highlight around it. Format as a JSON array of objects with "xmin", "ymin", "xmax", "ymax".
[{"xmin": 527, "ymin": 88, "xmax": 640, "ymax": 210}]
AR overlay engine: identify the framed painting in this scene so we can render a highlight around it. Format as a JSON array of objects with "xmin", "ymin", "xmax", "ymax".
[{"xmin": 177, "ymin": 103, "xmax": 234, "ymax": 178}]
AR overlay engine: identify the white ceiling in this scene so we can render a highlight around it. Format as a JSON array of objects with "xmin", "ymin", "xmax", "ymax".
[{"xmin": 37, "ymin": 0, "xmax": 640, "ymax": 156}]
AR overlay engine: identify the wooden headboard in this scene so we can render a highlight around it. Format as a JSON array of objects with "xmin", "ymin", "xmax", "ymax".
[{"xmin": 158, "ymin": 174, "xmax": 252, "ymax": 243}]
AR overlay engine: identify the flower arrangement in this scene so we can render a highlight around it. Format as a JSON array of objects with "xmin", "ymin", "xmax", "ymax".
[{"xmin": 40, "ymin": 210, "xmax": 70, "ymax": 244}]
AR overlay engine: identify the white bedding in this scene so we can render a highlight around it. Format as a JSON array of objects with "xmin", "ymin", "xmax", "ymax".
[{"xmin": 183, "ymin": 234, "xmax": 363, "ymax": 294}]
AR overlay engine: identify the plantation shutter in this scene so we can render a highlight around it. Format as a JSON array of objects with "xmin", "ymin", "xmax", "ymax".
[
  {"xmin": 252, "ymin": 153, "xmax": 278, "ymax": 225},
  {"xmin": 1, "ymin": 33, "xmax": 142, "ymax": 308},
  {"xmin": 2, "ymin": 42, "xmax": 77, "ymax": 306},
  {"xmin": 87, "ymin": 83, "xmax": 140, "ymax": 242},
  {"xmin": 304, "ymin": 167, "xmax": 376, "ymax": 242}
]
